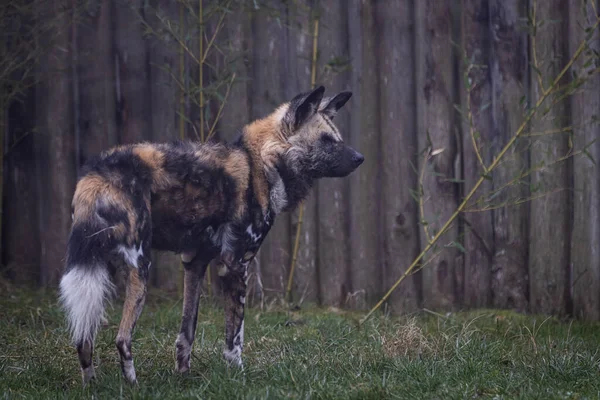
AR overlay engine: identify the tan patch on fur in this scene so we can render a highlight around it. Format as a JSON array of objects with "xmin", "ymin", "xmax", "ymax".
[
  {"xmin": 242, "ymin": 105, "xmax": 291, "ymax": 212},
  {"xmin": 132, "ymin": 144, "xmax": 171, "ymax": 191},
  {"xmin": 224, "ymin": 150, "xmax": 250, "ymax": 219},
  {"xmin": 72, "ymin": 174, "xmax": 134, "ymax": 243}
]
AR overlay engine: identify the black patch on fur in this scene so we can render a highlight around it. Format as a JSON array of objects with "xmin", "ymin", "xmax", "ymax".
[
  {"xmin": 275, "ymin": 157, "xmax": 315, "ymax": 213},
  {"xmin": 66, "ymin": 218, "xmax": 120, "ymax": 269}
]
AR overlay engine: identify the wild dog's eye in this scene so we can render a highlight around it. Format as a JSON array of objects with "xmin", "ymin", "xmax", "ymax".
[{"xmin": 320, "ymin": 133, "xmax": 336, "ymax": 143}]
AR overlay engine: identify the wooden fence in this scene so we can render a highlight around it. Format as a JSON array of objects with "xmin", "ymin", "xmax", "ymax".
[{"xmin": 3, "ymin": 0, "xmax": 600, "ymax": 320}]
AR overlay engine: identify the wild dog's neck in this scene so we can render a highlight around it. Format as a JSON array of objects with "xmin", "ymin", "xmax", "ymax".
[
  {"xmin": 273, "ymin": 152, "xmax": 315, "ymax": 213},
  {"xmin": 239, "ymin": 113, "xmax": 289, "ymax": 216}
]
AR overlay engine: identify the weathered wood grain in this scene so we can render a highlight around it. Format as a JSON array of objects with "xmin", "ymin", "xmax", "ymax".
[
  {"xmin": 489, "ymin": 0, "xmax": 530, "ymax": 311},
  {"xmin": 415, "ymin": 0, "xmax": 461, "ymax": 310},
  {"xmin": 315, "ymin": 0, "xmax": 353, "ymax": 307},
  {"xmin": 460, "ymin": 0, "xmax": 494, "ymax": 308},
  {"xmin": 375, "ymin": 0, "xmax": 420, "ymax": 313},
  {"xmin": 35, "ymin": 0, "xmax": 77, "ymax": 285},
  {"xmin": 346, "ymin": 0, "xmax": 382, "ymax": 309},
  {"xmin": 114, "ymin": 0, "xmax": 151, "ymax": 144},
  {"xmin": 569, "ymin": 0, "xmax": 600, "ymax": 321},
  {"xmin": 528, "ymin": 0, "xmax": 570, "ymax": 316}
]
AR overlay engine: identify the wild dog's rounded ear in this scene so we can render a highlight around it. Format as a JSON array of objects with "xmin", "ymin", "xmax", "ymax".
[
  {"xmin": 320, "ymin": 91, "xmax": 352, "ymax": 119},
  {"xmin": 289, "ymin": 85, "xmax": 325, "ymax": 131}
]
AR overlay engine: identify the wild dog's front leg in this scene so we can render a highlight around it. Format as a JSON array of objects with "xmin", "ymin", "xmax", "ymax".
[
  {"xmin": 220, "ymin": 264, "xmax": 247, "ymax": 368},
  {"xmin": 175, "ymin": 252, "xmax": 208, "ymax": 373}
]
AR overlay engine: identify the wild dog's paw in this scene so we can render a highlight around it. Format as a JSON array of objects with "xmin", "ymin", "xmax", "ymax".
[
  {"xmin": 175, "ymin": 334, "xmax": 192, "ymax": 374},
  {"xmin": 81, "ymin": 365, "xmax": 96, "ymax": 385},
  {"xmin": 223, "ymin": 347, "xmax": 243, "ymax": 370},
  {"xmin": 121, "ymin": 359, "xmax": 138, "ymax": 384}
]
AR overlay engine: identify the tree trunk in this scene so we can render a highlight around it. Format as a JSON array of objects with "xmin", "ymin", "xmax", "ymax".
[
  {"xmin": 489, "ymin": 0, "xmax": 530, "ymax": 311},
  {"xmin": 114, "ymin": 0, "xmax": 151, "ymax": 145},
  {"xmin": 35, "ymin": 0, "xmax": 77, "ymax": 286},
  {"xmin": 375, "ymin": 0, "xmax": 420, "ymax": 313},
  {"xmin": 76, "ymin": 0, "xmax": 117, "ymax": 168},
  {"xmin": 249, "ymin": 3, "xmax": 290, "ymax": 303},
  {"xmin": 569, "ymin": 0, "xmax": 600, "ymax": 321},
  {"xmin": 528, "ymin": 0, "xmax": 570, "ymax": 316},
  {"xmin": 415, "ymin": 0, "xmax": 460, "ymax": 310},
  {"xmin": 460, "ymin": 0, "xmax": 494, "ymax": 308}
]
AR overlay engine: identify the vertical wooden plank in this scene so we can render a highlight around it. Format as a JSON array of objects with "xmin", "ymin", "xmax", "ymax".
[
  {"xmin": 489, "ymin": 0, "xmax": 529, "ymax": 311},
  {"xmin": 114, "ymin": 0, "xmax": 151, "ymax": 144},
  {"xmin": 570, "ymin": 0, "xmax": 600, "ymax": 321},
  {"xmin": 460, "ymin": 0, "xmax": 494, "ymax": 308},
  {"xmin": 286, "ymin": 1, "xmax": 318, "ymax": 305},
  {"xmin": 415, "ymin": 0, "xmax": 460, "ymax": 310},
  {"xmin": 250, "ymin": 2, "xmax": 290, "ymax": 303},
  {"xmin": 35, "ymin": 0, "xmax": 77, "ymax": 286},
  {"xmin": 346, "ymin": 0, "xmax": 381, "ymax": 309},
  {"xmin": 218, "ymin": 4, "xmax": 251, "ymax": 143},
  {"xmin": 313, "ymin": 0, "xmax": 353, "ymax": 308},
  {"xmin": 374, "ymin": 0, "xmax": 420, "ymax": 313},
  {"xmin": 528, "ymin": 0, "xmax": 570, "ymax": 316},
  {"xmin": 4, "ymin": 92, "xmax": 40, "ymax": 284},
  {"xmin": 146, "ymin": 0, "xmax": 181, "ymax": 292},
  {"xmin": 77, "ymin": 0, "xmax": 117, "ymax": 167}
]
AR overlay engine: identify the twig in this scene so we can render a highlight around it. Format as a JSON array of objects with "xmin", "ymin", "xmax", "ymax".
[
  {"xmin": 463, "ymin": 63, "xmax": 486, "ymax": 173},
  {"xmin": 418, "ymin": 150, "xmax": 433, "ymax": 244},
  {"xmin": 531, "ymin": 0, "xmax": 545, "ymax": 93},
  {"xmin": 469, "ymin": 148, "xmax": 583, "ymax": 209}
]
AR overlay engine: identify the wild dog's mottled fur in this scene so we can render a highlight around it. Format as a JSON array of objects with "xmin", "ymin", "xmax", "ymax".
[{"xmin": 59, "ymin": 86, "xmax": 364, "ymax": 384}]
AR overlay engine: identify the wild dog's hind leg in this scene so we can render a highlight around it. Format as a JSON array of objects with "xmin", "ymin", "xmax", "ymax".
[
  {"xmin": 175, "ymin": 252, "xmax": 209, "ymax": 373},
  {"xmin": 116, "ymin": 261, "xmax": 149, "ymax": 384},
  {"xmin": 77, "ymin": 337, "xmax": 96, "ymax": 383},
  {"xmin": 220, "ymin": 264, "xmax": 247, "ymax": 368}
]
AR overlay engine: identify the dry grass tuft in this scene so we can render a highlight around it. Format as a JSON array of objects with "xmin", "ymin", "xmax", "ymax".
[{"xmin": 382, "ymin": 317, "xmax": 434, "ymax": 358}]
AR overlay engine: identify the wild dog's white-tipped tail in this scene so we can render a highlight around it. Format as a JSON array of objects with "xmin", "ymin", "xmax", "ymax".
[{"xmin": 59, "ymin": 265, "xmax": 114, "ymax": 345}]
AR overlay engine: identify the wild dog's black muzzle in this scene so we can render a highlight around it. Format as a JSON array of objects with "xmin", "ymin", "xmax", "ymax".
[
  {"xmin": 327, "ymin": 145, "xmax": 364, "ymax": 177},
  {"xmin": 351, "ymin": 150, "xmax": 364, "ymax": 168}
]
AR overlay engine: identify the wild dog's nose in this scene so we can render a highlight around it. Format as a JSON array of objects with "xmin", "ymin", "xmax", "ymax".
[{"xmin": 352, "ymin": 151, "xmax": 364, "ymax": 166}]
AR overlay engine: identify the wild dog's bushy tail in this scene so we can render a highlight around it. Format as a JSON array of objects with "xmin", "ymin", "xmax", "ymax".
[{"xmin": 59, "ymin": 263, "xmax": 114, "ymax": 345}]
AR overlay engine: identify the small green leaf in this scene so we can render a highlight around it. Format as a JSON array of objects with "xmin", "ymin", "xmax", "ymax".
[{"xmin": 448, "ymin": 241, "xmax": 466, "ymax": 253}]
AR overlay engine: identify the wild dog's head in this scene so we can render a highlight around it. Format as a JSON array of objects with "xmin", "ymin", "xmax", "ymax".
[
  {"xmin": 280, "ymin": 86, "xmax": 364, "ymax": 179},
  {"xmin": 241, "ymin": 85, "xmax": 363, "ymax": 212}
]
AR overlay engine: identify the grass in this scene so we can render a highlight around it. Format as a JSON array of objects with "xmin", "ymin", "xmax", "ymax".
[{"xmin": 2, "ymin": 284, "xmax": 600, "ymax": 399}]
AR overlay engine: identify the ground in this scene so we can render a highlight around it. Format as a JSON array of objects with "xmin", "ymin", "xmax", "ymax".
[{"xmin": 1, "ymin": 283, "xmax": 600, "ymax": 399}]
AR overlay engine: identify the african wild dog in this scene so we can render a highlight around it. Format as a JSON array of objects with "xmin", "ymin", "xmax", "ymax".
[{"xmin": 59, "ymin": 85, "xmax": 363, "ymax": 384}]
